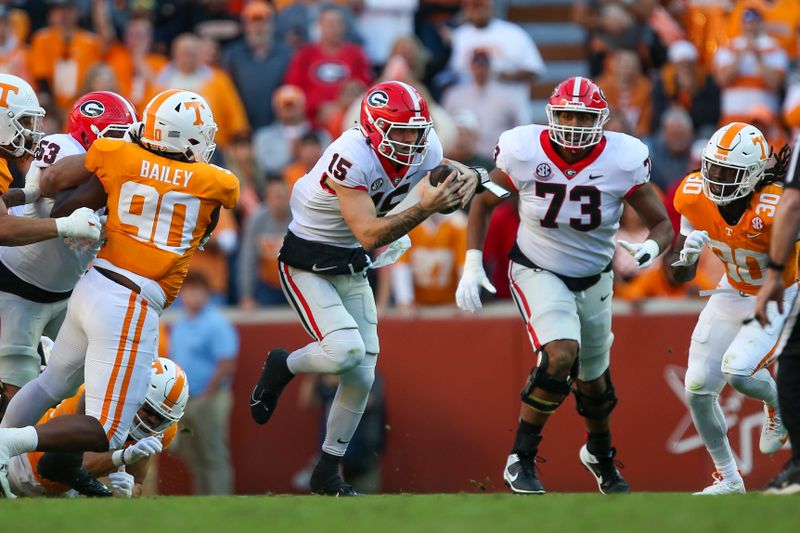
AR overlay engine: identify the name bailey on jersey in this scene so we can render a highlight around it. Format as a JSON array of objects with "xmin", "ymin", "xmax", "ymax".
[{"xmin": 140, "ymin": 159, "xmax": 193, "ymax": 187}]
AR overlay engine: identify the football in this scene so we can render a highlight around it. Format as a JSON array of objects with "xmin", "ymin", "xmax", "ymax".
[{"xmin": 428, "ymin": 164, "xmax": 460, "ymax": 214}]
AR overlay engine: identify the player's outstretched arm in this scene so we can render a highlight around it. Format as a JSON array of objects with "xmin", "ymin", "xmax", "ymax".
[
  {"xmin": 465, "ymin": 168, "xmax": 511, "ymax": 251},
  {"xmin": 1, "ymin": 189, "xmax": 27, "ymax": 208},
  {"xmin": 332, "ymin": 173, "xmax": 461, "ymax": 250},
  {"xmin": 49, "ymin": 174, "xmax": 108, "ymax": 218},
  {"xmin": 664, "ymin": 231, "xmax": 701, "ymax": 283},
  {"xmin": 623, "ymin": 183, "xmax": 675, "ymax": 267},
  {"xmin": 39, "ymin": 154, "xmax": 92, "ymax": 198}
]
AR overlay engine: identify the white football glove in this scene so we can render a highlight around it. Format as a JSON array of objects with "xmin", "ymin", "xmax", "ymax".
[
  {"xmin": 112, "ymin": 436, "xmax": 163, "ymax": 467},
  {"xmin": 455, "ymin": 249, "xmax": 496, "ymax": 313},
  {"xmin": 55, "ymin": 207, "xmax": 101, "ymax": 240},
  {"xmin": 671, "ymin": 230, "xmax": 709, "ymax": 267},
  {"xmin": 618, "ymin": 238, "xmax": 660, "ymax": 269},
  {"xmin": 109, "ymin": 471, "xmax": 135, "ymax": 498},
  {"xmin": 22, "ymin": 165, "xmax": 42, "ymax": 204},
  {"xmin": 370, "ymin": 235, "xmax": 412, "ymax": 269}
]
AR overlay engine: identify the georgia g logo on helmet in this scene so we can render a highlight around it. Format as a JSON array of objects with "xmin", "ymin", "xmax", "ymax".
[
  {"xmin": 79, "ymin": 100, "xmax": 106, "ymax": 118},
  {"xmin": 367, "ymin": 90, "xmax": 389, "ymax": 109}
]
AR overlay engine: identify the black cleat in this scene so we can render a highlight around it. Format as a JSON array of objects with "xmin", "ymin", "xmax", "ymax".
[
  {"xmin": 38, "ymin": 452, "xmax": 111, "ymax": 497},
  {"xmin": 503, "ymin": 453, "xmax": 545, "ymax": 494},
  {"xmin": 250, "ymin": 348, "xmax": 294, "ymax": 425},
  {"xmin": 309, "ymin": 468, "xmax": 360, "ymax": 497},
  {"xmin": 764, "ymin": 458, "xmax": 800, "ymax": 494},
  {"xmin": 579, "ymin": 445, "xmax": 630, "ymax": 494}
]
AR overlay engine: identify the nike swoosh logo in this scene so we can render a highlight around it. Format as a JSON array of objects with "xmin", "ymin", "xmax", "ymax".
[
  {"xmin": 312, "ymin": 264, "xmax": 338, "ymax": 272},
  {"xmin": 588, "ymin": 174, "xmax": 603, "ymax": 180},
  {"xmin": 336, "ymin": 438, "xmax": 351, "ymax": 444},
  {"xmin": 600, "ymin": 293, "xmax": 611, "ymax": 301},
  {"xmin": 746, "ymin": 233, "xmax": 762, "ymax": 239},
  {"xmin": 507, "ymin": 471, "xmax": 519, "ymax": 482}
]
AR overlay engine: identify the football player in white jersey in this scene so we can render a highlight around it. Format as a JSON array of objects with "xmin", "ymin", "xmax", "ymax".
[
  {"xmin": 0, "ymin": 91, "xmax": 137, "ymax": 407},
  {"xmin": 457, "ymin": 77, "xmax": 674, "ymax": 494},
  {"xmin": 249, "ymin": 80, "xmax": 483, "ymax": 495},
  {"xmin": 0, "ymin": 73, "xmax": 101, "ymax": 247}
]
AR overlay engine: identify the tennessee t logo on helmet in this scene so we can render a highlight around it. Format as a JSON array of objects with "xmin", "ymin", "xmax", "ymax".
[{"xmin": 0, "ymin": 83, "xmax": 20, "ymax": 108}]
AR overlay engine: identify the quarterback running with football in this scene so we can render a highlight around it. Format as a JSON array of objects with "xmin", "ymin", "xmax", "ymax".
[
  {"xmin": 667, "ymin": 122, "xmax": 793, "ymax": 494},
  {"xmin": 0, "ymin": 88, "xmax": 239, "ymax": 499},
  {"xmin": 0, "ymin": 73, "xmax": 101, "ymax": 247},
  {"xmin": 0, "ymin": 91, "xmax": 137, "ymax": 405},
  {"xmin": 457, "ymin": 77, "xmax": 673, "ymax": 494},
  {"xmin": 249, "ymin": 80, "xmax": 485, "ymax": 495}
]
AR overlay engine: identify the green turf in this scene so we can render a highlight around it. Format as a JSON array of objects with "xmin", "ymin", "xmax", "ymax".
[{"xmin": 3, "ymin": 493, "xmax": 798, "ymax": 532}]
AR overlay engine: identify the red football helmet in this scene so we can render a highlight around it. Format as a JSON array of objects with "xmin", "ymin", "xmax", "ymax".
[
  {"xmin": 67, "ymin": 91, "xmax": 138, "ymax": 150},
  {"xmin": 546, "ymin": 77, "xmax": 609, "ymax": 150},
  {"xmin": 359, "ymin": 81, "xmax": 433, "ymax": 166}
]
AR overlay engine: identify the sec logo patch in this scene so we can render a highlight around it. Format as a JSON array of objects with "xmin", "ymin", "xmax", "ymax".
[
  {"xmin": 752, "ymin": 217, "xmax": 764, "ymax": 231},
  {"xmin": 536, "ymin": 163, "xmax": 552, "ymax": 180},
  {"xmin": 371, "ymin": 178, "xmax": 384, "ymax": 191}
]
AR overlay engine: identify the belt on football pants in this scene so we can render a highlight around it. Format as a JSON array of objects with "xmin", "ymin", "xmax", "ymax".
[{"xmin": 94, "ymin": 266, "xmax": 141, "ymax": 295}]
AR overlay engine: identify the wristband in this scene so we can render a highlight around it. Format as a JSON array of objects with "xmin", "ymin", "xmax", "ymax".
[
  {"xmin": 111, "ymin": 449, "xmax": 127, "ymax": 468},
  {"xmin": 766, "ymin": 260, "xmax": 785, "ymax": 272}
]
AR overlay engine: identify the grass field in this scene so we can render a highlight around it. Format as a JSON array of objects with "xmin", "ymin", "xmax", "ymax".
[{"xmin": 3, "ymin": 493, "xmax": 799, "ymax": 532}]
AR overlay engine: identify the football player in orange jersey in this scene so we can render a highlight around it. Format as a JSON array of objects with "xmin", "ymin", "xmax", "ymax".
[
  {"xmin": 0, "ymin": 88, "xmax": 239, "ymax": 499},
  {"xmin": 5, "ymin": 357, "xmax": 188, "ymax": 498},
  {"xmin": 0, "ymin": 73, "xmax": 101, "ymax": 247},
  {"xmin": 667, "ymin": 122, "xmax": 794, "ymax": 495}
]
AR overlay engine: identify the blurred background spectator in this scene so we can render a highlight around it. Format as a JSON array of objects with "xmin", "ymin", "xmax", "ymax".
[
  {"xmin": 0, "ymin": 5, "xmax": 29, "ymax": 81},
  {"xmin": 648, "ymin": 107, "xmax": 694, "ymax": 192},
  {"xmin": 170, "ymin": 272, "xmax": 239, "ymax": 495},
  {"xmin": 597, "ymin": 48, "xmax": 652, "ymax": 138}
]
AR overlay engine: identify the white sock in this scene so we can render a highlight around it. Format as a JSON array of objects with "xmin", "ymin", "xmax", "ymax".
[
  {"xmin": 2, "ymin": 426, "xmax": 39, "ymax": 458},
  {"xmin": 686, "ymin": 392, "xmax": 740, "ymax": 480},
  {"xmin": 321, "ymin": 354, "xmax": 376, "ymax": 456}
]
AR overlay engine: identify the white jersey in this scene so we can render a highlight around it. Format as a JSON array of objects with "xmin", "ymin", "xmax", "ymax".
[
  {"xmin": 289, "ymin": 127, "xmax": 444, "ymax": 247},
  {"xmin": 496, "ymin": 124, "xmax": 650, "ymax": 277},
  {"xmin": 0, "ymin": 133, "xmax": 101, "ymax": 293}
]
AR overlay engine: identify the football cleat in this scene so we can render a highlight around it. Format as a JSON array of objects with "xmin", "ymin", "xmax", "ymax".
[
  {"xmin": 763, "ymin": 459, "xmax": 800, "ymax": 495},
  {"xmin": 503, "ymin": 453, "xmax": 545, "ymax": 494},
  {"xmin": 693, "ymin": 471, "xmax": 745, "ymax": 495},
  {"xmin": 759, "ymin": 404, "xmax": 789, "ymax": 454},
  {"xmin": 579, "ymin": 445, "xmax": 630, "ymax": 494},
  {"xmin": 38, "ymin": 452, "xmax": 112, "ymax": 497},
  {"xmin": 309, "ymin": 469, "xmax": 360, "ymax": 497},
  {"xmin": 250, "ymin": 348, "xmax": 294, "ymax": 425}
]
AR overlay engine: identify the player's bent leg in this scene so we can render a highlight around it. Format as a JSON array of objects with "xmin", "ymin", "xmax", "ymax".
[{"xmin": 310, "ymin": 353, "xmax": 377, "ymax": 497}]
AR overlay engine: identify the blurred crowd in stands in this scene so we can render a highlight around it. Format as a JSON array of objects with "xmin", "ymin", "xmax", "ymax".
[{"xmin": 2, "ymin": 0, "xmax": 800, "ymax": 312}]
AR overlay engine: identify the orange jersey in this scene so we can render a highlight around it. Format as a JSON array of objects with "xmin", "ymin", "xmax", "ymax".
[
  {"xmin": 398, "ymin": 215, "xmax": 467, "ymax": 305},
  {"xmin": 85, "ymin": 139, "xmax": 240, "ymax": 306},
  {"xmin": 0, "ymin": 158, "xmax": 11, "ymax": 194},
  {"xmin": 28, "ymin": 385, "xmax": 178, "ymax": 494},
  {"xmin": 674, "ymin": 171, "xmax": 799, "ymax": 295}
]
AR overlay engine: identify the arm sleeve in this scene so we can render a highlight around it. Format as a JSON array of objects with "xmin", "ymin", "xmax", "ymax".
[
  {"xmin": 323, "ymin": 147, "xmax": 368, "ymax": 190},
  {"xmin": 494, "ymin": 131, "xmax": 521, "ymax": 191},
  {"xmin": 679, "ymin": 215, "xmax": 696, "ymax": 237}
]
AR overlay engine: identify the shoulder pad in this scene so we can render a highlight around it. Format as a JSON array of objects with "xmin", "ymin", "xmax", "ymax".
[
  {"xmin": 673, "ymin": 171, "xmax": 705, "ymax": 214},
  {"xmin": 606, "ymin": 132, "xmax": 649, "ymax": 172},
  {"xmin": 498, "ymin": 125, "xmax": 545, "ymax": 162}
]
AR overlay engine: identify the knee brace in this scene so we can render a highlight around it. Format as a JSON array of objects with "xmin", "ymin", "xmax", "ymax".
[
  {"xmin": 520, "ymin": 349, "xmax": 579, "ymax": 413},
  {"xmin": 573, "ymin": 369, "xmax": 618, "ymax": 420},
  {"xmin": 320, "ymin": 329, "xmax": 366, "ymax": 374}
]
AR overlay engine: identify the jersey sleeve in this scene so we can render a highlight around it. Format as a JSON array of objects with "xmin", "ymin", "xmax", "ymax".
[
  {"xmin": 494, "ymin": 129, "xmax": 520, "ymax": 192},
  {"xmin": 85, "ymin": 138, "xmax": 125, "ymax": 191},
  {"xmin": 322, "ymin": 142, "xmax": 368, "ymax": 191},
  {"xmin": 212, "ymin": 166, "xmax": 241, "ymax": 209},
  {"xmin": 617, "ymin": 135, "xmax": 651, "ymax": 196},
  {"xmin": 161, "ymin": 424, "xmax": 178, "ymax": 449},
  {"xmin": 0, "ymin": 159, "xmax": 12, "ymax": 194}
]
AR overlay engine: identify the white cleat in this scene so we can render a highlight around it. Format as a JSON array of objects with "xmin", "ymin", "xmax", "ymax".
[
  {"xmin": 693, "ymin": 471, "xmax": 745, "ymax": 495},
  {"xmin": 760, "ymin": 404, "xmax": 789, "ymax": 455}
]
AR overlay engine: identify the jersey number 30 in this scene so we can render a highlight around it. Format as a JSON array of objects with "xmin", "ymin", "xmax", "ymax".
[{"xmin": 118, "ymin": 182, "xmax": 200, "ymax": 255}]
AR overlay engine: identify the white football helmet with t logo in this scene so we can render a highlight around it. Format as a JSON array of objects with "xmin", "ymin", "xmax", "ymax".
[
  {"xmin": 130, "ymin": 357, "xmax": 189, "ymax": 440},
  {"xmin": 702, "ymin": 122, "xmax": 768, "ymax": 205},
  {"xmin": 137, "ymin": 89, "xmax": 217, "ymax": 163},
  {"xmin": 0, "ymin": 73, "xmax": 45, "ymax": 158}
]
